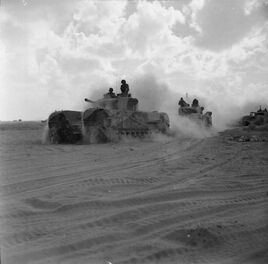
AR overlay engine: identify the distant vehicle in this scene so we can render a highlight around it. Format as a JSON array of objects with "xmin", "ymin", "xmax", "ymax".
[
  {"xmin": 47, "ymin": 93, "xmax": 170, "ymax": 144},
  {"xmin": 178, "ymin": 98, "xmax": 212, "ymax": 127},
  {"xmin": 240, "ymin": 107, "xmax": 268, "ymax": 126}
]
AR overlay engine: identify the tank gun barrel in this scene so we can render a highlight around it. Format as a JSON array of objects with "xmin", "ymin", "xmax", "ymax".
[{"xmin": 84, "ymin": 98, "xmax": 95, "ymax": 103}]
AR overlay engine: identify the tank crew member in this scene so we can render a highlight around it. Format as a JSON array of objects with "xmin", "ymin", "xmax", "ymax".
[
  {"xmin": 178, "ymin": 97, "xmax": 188, "ymax": 107},
  {"xmin": 120, "ymin": 80, "xmax": 129, "ymax": 96},
  {"xmin": 107, "ymin": 88, "xmax": 116, "ymax": 98},
  {"xmin": 191, "ymin": 98, "xmax": 199, "ymax": 107}
]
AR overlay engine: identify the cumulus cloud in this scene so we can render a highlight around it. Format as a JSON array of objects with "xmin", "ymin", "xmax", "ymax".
[
  {"xmin": 0, "ymin": 0, "xmax": 268, "ymax": 128},
  {"xmin": 183, "ymin": 0, "xmax": 205, "ymax": 33},
  {"xmin": 244, "ymin": 0, "xmax": 268, "ymax": 15},
  {"xmin": 123, "ymin": 0, "xmax": 185, "ymax": 57}
]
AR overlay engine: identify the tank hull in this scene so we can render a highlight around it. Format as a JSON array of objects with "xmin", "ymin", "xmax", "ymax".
[
  {"xmin": 178, "ymin": 107, "xmax": 212, "ymax": 127},
  {"xmin": 82, "ymin": 108, "xmax": 170, "ymax": 143},
  {"xmin": 47, "ymin": 109, "xmax": 169, "ymax": 144},
  {"xmin": 240, "ymin": 111, "xmax": 268, "ymax": 127}
]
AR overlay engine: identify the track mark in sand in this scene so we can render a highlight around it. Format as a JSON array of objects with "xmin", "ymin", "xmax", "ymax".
[
  {"xmin": 7, "ymin": 233, "xmax": 126, "ymax": 263},
  {"xmin": 52, "ymin": 194, "xmax": 265, "ymax": 242},
  {"xmin": 2, "ymin": 229, "xmax": 48, "ymax": 247},
  {"xmin": 70, "ymin": 176, "xmax": 162, "ymax": 190},
  {"xmin": 53, "ymin": 188, "xmax": 266, "ymax": 217},
  {"xmin": 203, "ymin": 191, "xmax": 268, "ymax": 208},
  {"xmin": 75, "ymin": 202, "xmax": 184, "ymax": 232},
  {"xmin": 2, "ymin": 209, "xmax": 39, "ymax": 220},
  {"xmin": 127, "ymin": 200, "xmax": 264, "ymax": 240},
  {"xmin": 151, "ymin": 153, "xmax": 239, "ymax": 192},
  {"xmin": 0, "ymin": 157, "xmax": 164, "ymax": 198},
  {"xmin": 118, "ymin": 247, "xmax": 188, "ymax": 264},
  {"xmin": 4, "ymin": 199, "xmax": 200, "ymax": 247},
  {"xmin": 196, "ymin": 154, "xmax": 240, "ymax": 176},
  {"xmin": 24, "ymin": 197, "xmax": 61, "ymax": 210},
  {"xmin": 1, "ymin": 198, "xmax": 62, "ymax": 222},
  {"xmin": 4, "ymin": 189, "xmax": 266, "ymax": 223},
  {"xmin": 53, "ymin": 190, "xmax": 208, "ymax": 215}
]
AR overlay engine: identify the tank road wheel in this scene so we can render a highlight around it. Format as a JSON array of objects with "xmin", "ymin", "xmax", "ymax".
[{"xmin": 49, "ymin": 126, "xmax": 60, "ymax": 144}]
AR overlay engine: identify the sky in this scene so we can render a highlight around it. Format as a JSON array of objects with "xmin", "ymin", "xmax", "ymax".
[{"xmin": 0, "ymin": 0, "xmax": 268, "ymax": 127}]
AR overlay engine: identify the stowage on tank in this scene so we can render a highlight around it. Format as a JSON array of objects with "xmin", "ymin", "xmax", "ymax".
[
  {"xmin": 178, "ymin": 97, "xmax": 212, "ymax": 127},
  {"xmin": 47, "ymin": 89, "xmax": 170, "ymax": 144}
]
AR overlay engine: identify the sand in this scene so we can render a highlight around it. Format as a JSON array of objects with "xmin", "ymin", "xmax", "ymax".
[{"xmin": 0, "ymin": 122, "xmax": 267, "ymax": 264}]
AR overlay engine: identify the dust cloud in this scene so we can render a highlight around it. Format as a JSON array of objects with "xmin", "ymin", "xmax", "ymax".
[
  {"xmin": 132, "ymin": 74, "xmax": 215, "ymax": 138},
  {"xmin": 41, "ymin": 122, "xmax": 49, "ymax": 144},
  {"xmin": 131, "ymin": 74, "xmax": 268, "ymax": 135},
  {"xmin": 84, "ymin": 73, "xmax": 268, "ymax": 138}
]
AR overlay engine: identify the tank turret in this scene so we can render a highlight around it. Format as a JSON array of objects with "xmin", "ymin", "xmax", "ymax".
[{"xmin": 84, "ymin": 95, "xmax": 139, "ymax": 112}]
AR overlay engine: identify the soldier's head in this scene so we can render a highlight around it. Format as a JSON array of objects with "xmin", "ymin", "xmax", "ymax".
[
  {"xmin": 121, "ymin": 80, "xmax": 126, "ymax": 84},
  {"xmin": 109, "ymin": 88, "xmax": 113, "ymax": 92}
]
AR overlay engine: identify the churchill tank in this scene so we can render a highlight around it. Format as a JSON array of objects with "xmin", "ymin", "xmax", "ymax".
[
  {"xmin": 83, "ymin": 93, "xmax": 170, "ymax": 143},
  {"xmin": 178, "ymin": 99, "xmax": 212, "ymax": 127},
  {"xmin": 47, "ymin": 93, "xmax": 170, "ymax": 144},
  {"xmin": 240, "ymin": 107, "xmax": 268, "ymax": 127}
]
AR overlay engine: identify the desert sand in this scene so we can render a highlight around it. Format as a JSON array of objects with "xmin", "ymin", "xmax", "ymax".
[{"xmin": 0, "ymin": 122, "xmax": 267, "ymax": 264}]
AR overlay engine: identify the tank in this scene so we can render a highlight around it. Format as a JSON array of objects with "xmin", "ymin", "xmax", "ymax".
[
  {"xmin": 178, "ymin": 102, "xmax": 212, "ymax": 127},
  {"xmin": 240, "ymin": 107, "xmax": 268, "ymax": 126},
  {"xmin": 83, "ymin": 93, "xmax": 170, "ymax": 143},
  {"xmin": 47, "ymin": 93, "xmax": 170, "ymax": 144}
]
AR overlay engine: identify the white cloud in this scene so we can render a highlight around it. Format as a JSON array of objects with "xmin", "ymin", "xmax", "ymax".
[
  {"xmin": 72, "ymin": 0, "xmax": 127, "ymax": 37},
  {"xmin": 168, "ymin": 21, "xmax": 268, "ymax": 81},
  {"xmin": 123, "ymin": 0, "xmax": 185, "ymax": 58},
  {"xmin": 0, "ymin": 0, "xmax": 268, "ymax": 123},
  {"xmin": 183, "ymin": 0, "xmax": 205, "ymax": 33},
  {"xmin": 244, "ymin": 0, "xmax": 268, "ymax": 15},
  {"xmin": 226, "ymin": 22, "xmax": 268, "ymax": 76}
]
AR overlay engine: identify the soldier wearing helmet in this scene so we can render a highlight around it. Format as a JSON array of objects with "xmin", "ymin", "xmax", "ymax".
[
  {"xmin": 120, "ymin": 80, "xmax": 129, "ymax": 96},
  {"xmin": 107, "ymin": 88, "xmax": 116, "ymax": 98},
  {"xmin": 191, "ymin": 98, "xmax": 199, "ymax": 107},
  {"xmin": 178, "ymin": 97, "xmax": 188, "ymax": 107}
]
